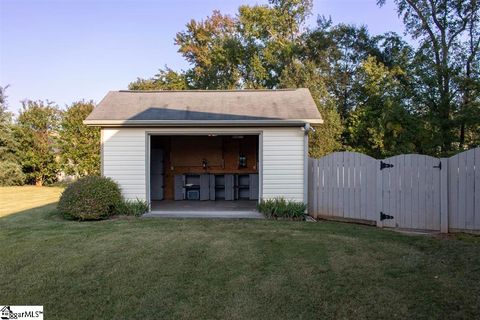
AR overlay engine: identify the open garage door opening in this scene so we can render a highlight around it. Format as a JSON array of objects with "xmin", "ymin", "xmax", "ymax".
[{"xmin": 149, "ymin": 134, "xmax": 260, "ymax": 213}]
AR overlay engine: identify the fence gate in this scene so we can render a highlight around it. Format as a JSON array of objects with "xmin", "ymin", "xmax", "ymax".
[
  {"xmin": 308, "ymin": 152, "xmax": 378, "ymax": 222},
  {"xmin": 378, "ymin": 154, "xmax": 442, "ymax": 231}
]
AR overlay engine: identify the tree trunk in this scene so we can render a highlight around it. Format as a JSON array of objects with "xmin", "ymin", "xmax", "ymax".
[
  {"xmin": 459, "ymin": 123, "xmax": 465, "ymax": 149},
  {"xmin": 439, "ymin": 96, "xmax": 452, "ymax": 155},
  {"xmin": 35, "ymin": 178, "xmax": 43, "ymax": 187}
]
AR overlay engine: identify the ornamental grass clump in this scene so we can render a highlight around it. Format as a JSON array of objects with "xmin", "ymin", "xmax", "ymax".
[
  {"xmin": 257, "ymin": 197, "xmax": 306, "ymax": 220},
  {"xmin": 117, "ymin": 199, "xmax": 149, "ymax": 217}
]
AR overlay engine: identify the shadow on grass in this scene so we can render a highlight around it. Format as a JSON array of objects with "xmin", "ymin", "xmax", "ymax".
[
  {"xmin": 0, "ymin": 201, "xmax": 141, "ymax": 228},
  {"xmin": 0, "ymin": 202, "xmax": 62, "ymax": 224}
]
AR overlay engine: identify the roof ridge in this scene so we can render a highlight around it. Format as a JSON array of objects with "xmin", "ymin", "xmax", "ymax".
[{"xmin": 118, "ymin": 88, "xmax": 303, "ymax": 93}]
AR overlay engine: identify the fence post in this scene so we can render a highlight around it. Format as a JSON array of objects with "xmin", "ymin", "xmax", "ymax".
[
  {"xmin": 376, "ymin": 160, "xmax": 383, "ymax": 228},
  {"xmin": 307, "ymin": 158, "xmax": 316, "ymax": 218},
  {"xmin": 312, "ymin": 159, "xmax": 318, "ymax": 219},
  {"xmin": 440, "ymin": 157, "xmax": 449, "ymax": 233}
]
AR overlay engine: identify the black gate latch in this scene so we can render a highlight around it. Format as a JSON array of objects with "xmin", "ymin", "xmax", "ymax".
[
  {"xmin": 380, "ymin": 212, "xmax": 394, "ymax": 221},
  {"xmin": 380, "ymin": 161, "xmax": 394, "ymax": 170}
]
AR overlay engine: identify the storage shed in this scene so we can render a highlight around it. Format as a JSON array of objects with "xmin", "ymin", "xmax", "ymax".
[{"xmin": 85, "ymin": 89, "xmax": 322, "ymax": 212}]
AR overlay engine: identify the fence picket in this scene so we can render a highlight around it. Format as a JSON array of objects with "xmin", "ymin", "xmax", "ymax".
[
  {"xmin": 327, "ymin": 154, "xmax": 333, "ymax": 216},
  {"xmin": 466, "ymin": 150, "xmax": 475, "ymax": 229},
  {"xmin": 335, "ymin": 153, "xmax": 341, "ymax": 217},
  {"xmin": 475, "ymin": 148, "xmax": 480, "ymax": 230},
  {"xmin": 426, "ymin": 157, "xmax": 435, "ymax": 230},
  {"xmin": 360, "ymin": 155, "xmax": 367, "ymax": 220},
  {"xmin": 397, "ymin": 155, "xmax": 404, "ymax": 228},
  {"xmin": 315, "ymin": 159, "xmax": 318, "ymax": 216},
  {"xmin": 458, "ymin": 151, "xmax": 467, "ymax": 230},
  {"xmin": 339, "ymin": 153, "xmax": 345, "ymax": 218},
  {"xmin": 419, "ymin": 156, "xmax": 427, "ymax": 230},
  {"xmin": 440, "ymin": 157, "xmax": 448, "ymax": 233},
  {"xmin": 354, "ymin": 153, "xmax": 360, "ymax": 220},
  {"xmin": 367, "ymin": 158, "xmax": 376, "ymax": 221},
  {"xmin": 449, "ymin": 154, "xmax": 458, "ymax": 230},
  {"xmin": 317, "ymin": 159, "xmax": 322, "ymax": 217},
  {"xmin": 413, "ymin": 156, "xmax": 420, "ymax": 229}
]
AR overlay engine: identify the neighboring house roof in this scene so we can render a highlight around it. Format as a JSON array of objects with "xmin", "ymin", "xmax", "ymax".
[{"xmin": 84, "ymin": 88, "xmax": 322, "ymax": 127}]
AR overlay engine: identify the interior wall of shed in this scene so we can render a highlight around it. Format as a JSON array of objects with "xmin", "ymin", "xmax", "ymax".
[{"xmin": 150, "ymin": 135, "xmax": 259, "ymax": 200}]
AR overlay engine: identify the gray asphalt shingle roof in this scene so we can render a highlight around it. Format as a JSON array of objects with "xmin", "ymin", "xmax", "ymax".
[{"xmin": 85, "ymin": 88, "xmax": 322, "ymax": 126}]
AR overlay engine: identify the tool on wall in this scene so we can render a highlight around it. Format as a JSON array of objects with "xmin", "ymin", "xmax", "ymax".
[{"xmin": 238, "ymin": 154, "xmax": 247, "ymax": 168}]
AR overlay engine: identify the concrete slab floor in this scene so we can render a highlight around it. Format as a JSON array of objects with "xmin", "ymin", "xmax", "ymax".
[
  {"xmin": 151, "ymin": 200, "xmax": 257, "ymax": 212},
  {"xmin": 143, "ymin": 211, "xmax": 264, "ymax": 219},
  {"xmin": 145, "ymin": 200, "xmax": 264, "ymax": 219}
]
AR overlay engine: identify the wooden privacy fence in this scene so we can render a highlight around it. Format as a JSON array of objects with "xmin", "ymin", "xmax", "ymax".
[{"xmin": 308, "ymin": 148, "xmax": 480, "ymax": 233}]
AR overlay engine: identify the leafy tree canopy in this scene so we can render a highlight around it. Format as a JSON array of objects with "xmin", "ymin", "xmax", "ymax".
[
  {"xmin": 14, "ymin": 100, "xmax": 60, "ymax": 186},
  {"xmin": 59, "ymin": 101, "xmax": 100, "ymax": 177},
  {"xmin": 0, "ymin": 86, "xmax": 25, "ymax": 186}
]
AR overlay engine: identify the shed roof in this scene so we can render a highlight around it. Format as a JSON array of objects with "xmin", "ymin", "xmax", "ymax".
[{"xmin": 84, "ymin": 88, "xmax": 322, "ymax": 127}]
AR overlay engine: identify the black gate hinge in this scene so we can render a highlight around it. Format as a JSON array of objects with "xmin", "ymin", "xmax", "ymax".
[
  {"xmin": 433, "ymin": 161, "xmax": 442, "ymax": 170},
  {"xmin": 380, "ymin": 212, "xmax": 394, "ymax": 221},
  {"xmin": 380, "ymin": 161, "xmax": 394, "ymax": 170}
]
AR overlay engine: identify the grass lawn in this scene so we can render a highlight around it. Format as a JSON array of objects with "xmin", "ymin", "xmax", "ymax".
[
  {"xmin": 0, "ymin": 186, "xmax": 64, "ymax": 217},
  {"xmin": 1, "ymin": 187, "xmax": 480, "ymax": 319}
]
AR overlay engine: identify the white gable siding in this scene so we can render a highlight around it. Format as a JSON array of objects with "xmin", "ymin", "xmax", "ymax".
[
  {"xmin": 262, "ymin": 128, "xmax": 306, "ymax": 202},
  {"xmin": 101, "ymin": 127, "xmax": 307, "ymax": 203},
  {"xmin": 102, "ymin": 128, "xmax": 146, "ymax": 200}
]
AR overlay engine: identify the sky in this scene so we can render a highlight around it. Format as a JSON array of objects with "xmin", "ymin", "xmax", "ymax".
[{"xmin": 0, "ymin": 0, "xmax": 405, "ymax": 112}]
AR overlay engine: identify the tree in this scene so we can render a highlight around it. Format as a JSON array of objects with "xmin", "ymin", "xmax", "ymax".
[
  {"xmin": 457, "ymin": 1, "xmax": 480, "ymax": 149},
  {"xmin": 0, "ymin": 85, "xmax": 17, "ymax": 162},
  {"xmin": 59, "ymin": 101, "xmax": 100, "ymax": 177},
  {"xmin": 128, "ymin": 67, "xmax": 190, "ymax": 90},
  {"xmin": 279, "ymin": 60, "xmax": 342, "ymax": 157},
  {"xmin": 0, "ymin": 85, "xmax": 25, "ymax": 185},
  {"xmin": 14, "ymin": 100, "xmax": 60, "ymax": 186},
  {"xmin": 300, "ymin": 19, "xmax": 419, "ymax": 153},
  {"xmin": 237, "ymin": 0, "xmax": 313, "ymax": 88},
  {"xmin": 302, "ymin": 20, "xmax": 380, "ymax": 120},
  {"xmin": 175, "ymin": 10, "xmax": 242, "ymax": 89},
  {"xmin": 378, "ymin": 0, "xmax": 480, "ymax": 154},
  {"xmin": 170, "ymin": 0, "xmax": 313, "ymax": 89},
  {"xmin": 347, "ymin": 56, "xmax": 421, "ymax": 157}
]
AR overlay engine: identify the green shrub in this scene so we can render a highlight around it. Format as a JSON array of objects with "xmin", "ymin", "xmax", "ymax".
[
  {"xmin": 57, "ymin": 176, "xmax": 123, "ymax": 220},
  {"xmin": 0, "ymin": 161, "xmax": 25, "ymax": 186},
  {"xmin": 257, "ymin": 197, "xmax": 306, "ymax": 220},
  {"xmin": 117, "ymin": 199, "xmax": 149, "ymax": 217}
]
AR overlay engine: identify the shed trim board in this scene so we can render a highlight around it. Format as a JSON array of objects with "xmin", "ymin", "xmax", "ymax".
[
  {"xmin": 85, "ymin": 119, "xmax": 323, "ymax": 126},
  {"xmin": 100, "ymin": 129, "xmax": 104, "ymax": 176},
  {"xmin": 101, "ymin": 127, "xmax": 307, "ymax": 208},
  {"xmin": 304, "ymin": 131, "xmax": 308, "ymax": 205},
  {"xmin": 146, "ymin": 133, "xmax": 151, "ymax": 210}
]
